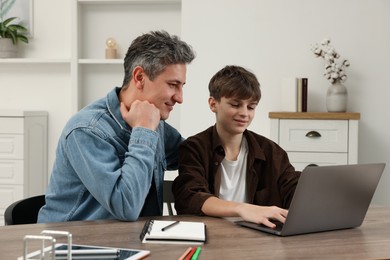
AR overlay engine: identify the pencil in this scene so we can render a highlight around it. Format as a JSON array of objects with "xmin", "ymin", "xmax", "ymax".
[
  {"xmin": 161, "ymin": 220, "xmax": 180, "ymax": 231},
  {"xmin": 184, "ymin": 247, "xmax": 197, "ymax": 260},
  {"xmin": 177, "ymin": 247, "xmax": 192, "ymax": 260},
  {"xmin": 191, "ymin": 247, "xmax": 202, "ymax": 260}
]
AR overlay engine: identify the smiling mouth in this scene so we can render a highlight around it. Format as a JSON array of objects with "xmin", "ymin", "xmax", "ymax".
[
  {"xmin": 235, "ymin": 119, "xmax": 248, "ymax": 124},
  {"xmin": 166, "ymin": 103, "xmax": 174, "ymax": 111}
]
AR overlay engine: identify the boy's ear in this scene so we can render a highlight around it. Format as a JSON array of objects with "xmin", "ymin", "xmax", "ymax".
[{"xmin": 208, "ymin": 96, "xmax": 217, "ymax": 112}]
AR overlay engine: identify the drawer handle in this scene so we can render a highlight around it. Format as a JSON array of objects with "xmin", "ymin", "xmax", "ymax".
[{"xmin": 305, "ymin": 131, "xmax": 321, "ymax": 138}]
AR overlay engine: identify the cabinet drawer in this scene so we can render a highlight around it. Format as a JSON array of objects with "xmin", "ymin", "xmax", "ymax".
[
  {"xmin": 288, "ymin": 152, "xmax": 348, "ymax": 171},
  {"xmin": 0, "ymin": 160, "xmax": 23, "ymax": 184},
  {"xmin": 279, "ymin": 119, "xmax": 348, "ymax": 152},
  {"xmin": 0, "ymin": 135, "xmax": 24, "ymax": 159},
  {"xmin": 0, "ymin": 118, "xmax": 23, "ymax": 134}
]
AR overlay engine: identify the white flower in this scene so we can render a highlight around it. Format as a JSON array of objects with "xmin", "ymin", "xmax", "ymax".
[{"xmin": 311, "ymin": 39, "xmax": 350, "ymax": 84}]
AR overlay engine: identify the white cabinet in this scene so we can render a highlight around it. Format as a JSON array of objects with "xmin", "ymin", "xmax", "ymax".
[
  {"xmin": 0, "ymin": 110, "xmax": 48, "ymax": 225},
  {"xmin": 269, "ymin": 112, "xmax": 360, "ymax": 171}
]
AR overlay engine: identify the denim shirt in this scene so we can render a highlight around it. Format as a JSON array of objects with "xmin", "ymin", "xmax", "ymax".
[{"xmin": 38, "ymin": 87, "xmax": 183, "ymax": 223}]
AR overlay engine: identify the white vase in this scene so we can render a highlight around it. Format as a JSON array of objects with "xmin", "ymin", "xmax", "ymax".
[
  {"xmin": 0, "ymin": 38, "xmax": 17, "ymax": 58},
  {"xmin": 326, "ymin": 82, "xmax": 348, "ymax": 112}
]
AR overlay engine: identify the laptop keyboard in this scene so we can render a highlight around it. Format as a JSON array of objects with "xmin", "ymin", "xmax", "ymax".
[{"xmin": 270, "ymin": 220, "xmax": 284, "ymax": 231}]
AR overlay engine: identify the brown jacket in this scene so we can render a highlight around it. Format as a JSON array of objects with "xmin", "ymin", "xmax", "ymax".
[{"xmin": 173, "ymin": 125, "xmax": 300, "ymax": 215}]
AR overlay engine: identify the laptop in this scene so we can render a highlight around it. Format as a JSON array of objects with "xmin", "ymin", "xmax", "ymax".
[{"xmin": 235, "ymin": 163, "xmax": 386, "ymax": 236}]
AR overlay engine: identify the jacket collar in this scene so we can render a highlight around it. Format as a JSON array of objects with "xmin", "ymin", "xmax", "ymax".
[
  {"xmin": 210, "ymin": 124, "xmax": 266, "ymax": 162},
  {"xmin": 106, "ymin": 87, "xmax": 130, "ymax": 131}
]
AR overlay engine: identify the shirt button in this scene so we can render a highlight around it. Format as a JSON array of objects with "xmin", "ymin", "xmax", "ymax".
[{"xmin": 214, "ymin": 162, "xmax": 219, "ymax": 166}]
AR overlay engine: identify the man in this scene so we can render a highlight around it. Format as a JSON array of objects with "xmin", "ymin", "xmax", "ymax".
[
  {"xmin": 173, "ymin": 65, "xmax": 300, "ymax": 228},
  {"xmin": 38, "ymin": 31, "xmax": 195, "ymax": 223}
]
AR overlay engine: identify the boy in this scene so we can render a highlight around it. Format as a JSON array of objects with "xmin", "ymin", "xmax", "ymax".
[{"xmin": 172, "ymin": 65, "xmax": 300, "ymax": 228}]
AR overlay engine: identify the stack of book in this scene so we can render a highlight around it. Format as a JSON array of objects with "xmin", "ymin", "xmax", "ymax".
[{"xmin": 281, "ymin": 77, "xmax": 308, "ymax": 112}]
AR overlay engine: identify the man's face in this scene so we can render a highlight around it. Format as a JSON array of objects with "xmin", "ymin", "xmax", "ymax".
[
  {"xmin": 142, "ymin": 64, "xmax": 187, "ymax": 120},
  {"xmin": 210, "ymin": 96, "xmax": 258, "ymax": 135}
]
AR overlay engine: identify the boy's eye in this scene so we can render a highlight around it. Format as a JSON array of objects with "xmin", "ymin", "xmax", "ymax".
[{"xmin": 230, "ymin": 103, "xmax": 240, "ymax": 107}]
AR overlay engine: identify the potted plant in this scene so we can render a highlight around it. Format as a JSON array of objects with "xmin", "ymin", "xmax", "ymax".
[{"xmin": 0, "ymin": 0, "xmax": 29, "ymax": 58}]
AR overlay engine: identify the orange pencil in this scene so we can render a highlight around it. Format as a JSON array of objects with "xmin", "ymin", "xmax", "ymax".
[
  {"xmin": 178, "ymin": 247, "xmax": 192, "ymax": 260},
  {"xmin": 184, "ymin": 247, "xmax": 197, "ymax": 260}
]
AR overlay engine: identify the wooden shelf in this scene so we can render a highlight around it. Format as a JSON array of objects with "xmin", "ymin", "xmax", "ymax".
[
  {"xmin": 0, "ymin": 58, "xmax": 70, "ymax": 64},
  {"xmin": 268, "ymin": 112, "xmax": 360, "ymax": 120}
]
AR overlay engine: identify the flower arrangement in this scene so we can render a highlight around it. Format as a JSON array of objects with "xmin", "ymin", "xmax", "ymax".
[{"xmin": 311, "ymin": 39, "xmax": 350, "ymax": 84}]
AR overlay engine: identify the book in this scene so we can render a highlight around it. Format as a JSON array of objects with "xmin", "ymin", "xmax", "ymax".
[
  {"xmin": 281, "ymin": 77, "xmax": 298, "ymax": 112},
  {"xmin": 140, "ymin": 220, "xmax": 207, "ymax": 245},
  {"xmin": 281, "ymin": 77, "xmax": 308, "ymax": 112},
  {"xmin": 297, "ymin": 78, "xmax": 303, "ymax": 112},
  {"xmin": 301, "ymin": 78, "xmax": 308, "ymax": 112},
  {"xmin": 296, "ymin": 77, "xmax": 308, "ymax": 112}
]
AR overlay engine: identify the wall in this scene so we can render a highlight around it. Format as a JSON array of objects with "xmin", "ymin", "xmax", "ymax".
[
  {"xmin": 0, "ymin": 0, "xmax": 72, "ymax": 189},
  {"xmin": 1, "ymin": 0, "xmax": 389, "ymax": 205}
]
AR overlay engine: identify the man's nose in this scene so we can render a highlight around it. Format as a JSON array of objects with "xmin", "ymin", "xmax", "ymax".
[{"xmin": 173, "ymin": 87, "xmax": 183, "ymax": 104}]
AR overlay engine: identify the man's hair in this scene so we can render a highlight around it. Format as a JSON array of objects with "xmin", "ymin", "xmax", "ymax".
[
  {"xmin": 121, "ymin": 30, "xmax": 195, "ymax": 89},
  {"xmin": 208, "ymin": 65, "xmax": 261, "ymax": 102}
]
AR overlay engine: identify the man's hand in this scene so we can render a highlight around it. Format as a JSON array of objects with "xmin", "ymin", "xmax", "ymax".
[{"xmin": 120, "ymin": 101, "xmax": 160, "ymax": 131}]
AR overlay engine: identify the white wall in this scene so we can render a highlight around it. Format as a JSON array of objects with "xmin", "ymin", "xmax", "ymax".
[
  {"xmin": 0, "ymin": 0, "xmax": 72, "ymax": 188},
  {"xmin": 1, "ymin": 0, "xmax": 389, "ymax": 205}
]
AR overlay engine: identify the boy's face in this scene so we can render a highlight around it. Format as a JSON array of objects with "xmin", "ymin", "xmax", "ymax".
[{"xmin": 209, "ymin": 96, "xmax": 258, "ymax": 135}]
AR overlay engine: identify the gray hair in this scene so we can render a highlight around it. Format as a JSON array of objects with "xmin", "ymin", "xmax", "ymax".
[{"xmin": 122, "ymin": 30, "xmax": 195, "ymax": 89}]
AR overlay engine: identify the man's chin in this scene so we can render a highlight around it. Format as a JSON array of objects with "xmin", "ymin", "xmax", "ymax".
[{"xmin": 160, "ymin": 113, "xmax": 169, "ymax": 121}]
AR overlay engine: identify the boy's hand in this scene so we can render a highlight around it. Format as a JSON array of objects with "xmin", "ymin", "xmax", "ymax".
[{"xmin": 237, "ymin": 204, "xmax": 288, "ymax": 228}]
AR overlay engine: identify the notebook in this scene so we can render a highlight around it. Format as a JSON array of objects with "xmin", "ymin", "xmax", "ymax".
[
  {"xmin": 140, "ymin": 220, "xmax": 207, "ymax": 244},
  {"xmin": 235, "ymin": 163, "xmax": 386, "ymax": 236}
]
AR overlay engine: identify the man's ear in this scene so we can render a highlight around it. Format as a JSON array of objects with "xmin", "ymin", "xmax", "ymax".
[
  {"xmin": 133, "ymin": 66, "xmax": 145, "ymax": 89},
  {"xmin": 208, "ymin": 96, "xmax": 217, "ymax": 112}
]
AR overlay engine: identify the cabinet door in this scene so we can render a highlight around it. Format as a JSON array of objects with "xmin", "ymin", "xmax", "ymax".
[{"xmin": 279, "ymin": 119, "xmax": 348, "ymax": 152}]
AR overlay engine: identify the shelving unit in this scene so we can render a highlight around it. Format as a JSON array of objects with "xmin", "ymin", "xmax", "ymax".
[
  {"xmin": 1, "ymin": 0, "xmax": 181, "ymax": 113},
  {"xmin": 71, "ymin": 0, "xmax": 181, "ymax": 112}
]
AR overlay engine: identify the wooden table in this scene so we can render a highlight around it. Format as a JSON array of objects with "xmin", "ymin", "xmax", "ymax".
[{"xmin": 1, "ymin": 206, "xmax": 390, "ymax": 259}]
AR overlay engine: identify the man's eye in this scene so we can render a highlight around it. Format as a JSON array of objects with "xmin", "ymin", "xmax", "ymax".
[{"xmin": 230, "ymin": 104, "xmax": 239, "ymax": 107}]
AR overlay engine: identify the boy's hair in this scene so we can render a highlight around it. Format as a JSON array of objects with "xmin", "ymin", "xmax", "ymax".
[
  {"xmin": 122, "ymin": 30, "xmax": 195, "ymax": 89},
  {"xmin": 208, "ymin": 65, "xmax": 261, "ymax": 102}
]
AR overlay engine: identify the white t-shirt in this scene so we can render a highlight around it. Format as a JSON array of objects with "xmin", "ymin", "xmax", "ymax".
[{"xmin": 219, "ymin": 137, "xmax": 248, "ymax": 203}]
